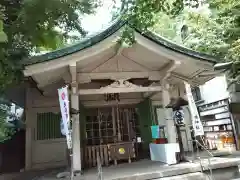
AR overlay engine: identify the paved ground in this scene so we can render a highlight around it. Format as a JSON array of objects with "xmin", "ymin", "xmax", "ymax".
[
  {"xmin": 2, "ymin": 155, "xmax": 240, "ymax": 180},
  {"xmin": 30, "ymin": 157, "xmax": 240, "ymax": 180},
  {"xmin": 0, "ymin": 168, "xmax": 65, "ymax": 180}
]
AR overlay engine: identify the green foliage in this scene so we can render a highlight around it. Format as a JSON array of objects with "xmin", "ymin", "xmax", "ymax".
[
  {"xmin": 0, "ymin": 107, "xmax": 15, "ymax": 142},
  {"xmin": 184, "ymin": 0, "xmax": 240, "ymax": 80},
  {"xmin": 0, "ymin": 0, "xmax": 186, "ymax": 91},
  {"xmin": 0, "ymin": 6, "xmax": 7, "ymax": 42},
  {"xmin": 0, "ymin": 20, "xmax": 7, "ymax": 42},
  {"xmin": 119, "ymin": 0, "xmax": 186, "ymax": 45},
  {"xmin": 0, "ymin": 0, "xmax": 99, "ymax": 91},
  {"xmin": 150, "ymin": 12, "xmax": 181, "ymax": 42},
  {"xmin": 151, "ymin": 1, "xmax": 240, "ymax": 81},
  {"xmin": 0, "ymin": 0, "xmax": 221, "ymax": 90},
  {"xmin": 182, "ymin": 9, "xmax": 230, "ymax": 57}
]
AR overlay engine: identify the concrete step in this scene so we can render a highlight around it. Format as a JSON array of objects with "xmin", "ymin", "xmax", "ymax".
[
  {"xmin": 34, "ymin": 157, "xmax": 240, "ymax": 180},
  {"xmin": 155, "ymin": 172, "xmax": 207, "ymax": 180},
  {"xmin": 205, "ymin": 166, "xmax": 240, "ymax": 180},
  {"xmin": 156, "ymin": 166, "xmax": 240, "ymax": 180}
]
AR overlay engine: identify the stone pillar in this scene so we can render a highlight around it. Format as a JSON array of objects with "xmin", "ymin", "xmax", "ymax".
[
  {"xmin": 162, "ymin": 83, "xmax": 177, "ymax": 143},
  {"xmin": 70, "ymin": 63, "xmax": 81, "ymax": 172}
]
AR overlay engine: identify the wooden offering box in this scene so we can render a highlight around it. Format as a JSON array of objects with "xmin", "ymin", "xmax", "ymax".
[{"xmin": 108, "ymin": 142, "xmax": 136, "ymax": 165}]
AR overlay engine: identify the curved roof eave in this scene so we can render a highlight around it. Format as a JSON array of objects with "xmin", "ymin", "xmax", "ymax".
[{"xmin": 24, "ymin": 19, "xmax": 220, "ymax": 66}]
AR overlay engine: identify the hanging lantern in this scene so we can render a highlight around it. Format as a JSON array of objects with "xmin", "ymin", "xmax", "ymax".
[{"xmin": 173, "ymin": 109, "xmax": 185, "ymax": 126}]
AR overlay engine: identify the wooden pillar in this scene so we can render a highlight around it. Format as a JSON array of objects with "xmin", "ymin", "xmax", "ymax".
[
  {"xmin": 161, "ymin": 83, "xmax": 177, "ymax": 143},
  {"xmin": 25, "ymin": 88, "xmax": 34, "ymax": 170},
  {"xmin": 70, "ymin": 63, "xmax": 81, "ymax": 172},
  {"xmin": 112, "ymin": 107, "xmax": 117, "ymax": 143}
]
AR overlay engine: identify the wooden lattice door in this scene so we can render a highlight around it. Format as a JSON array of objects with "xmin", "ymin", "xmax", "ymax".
[{"xmin": 86, "ymin": 106, "xmax": 139, "ymax": 146}]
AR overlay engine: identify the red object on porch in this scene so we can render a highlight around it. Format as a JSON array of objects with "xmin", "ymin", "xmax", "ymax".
[{"xmin": 152, "ymin": 138, "xmax": 168, "ymax": 144}]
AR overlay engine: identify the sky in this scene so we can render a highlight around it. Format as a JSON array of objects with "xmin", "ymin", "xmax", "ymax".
[
  {"xmin": 36, "ymin": 0, "xmax": 121, "ymax": 55},
  {"xmin": 81, "ymin": 0, "xmax": 121, "ymax": 35}
]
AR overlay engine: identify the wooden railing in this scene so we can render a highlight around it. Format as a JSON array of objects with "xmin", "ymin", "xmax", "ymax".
[
  {"xmin": 84, "ymin": 142, "xmax": 136, "ymax": 168},
  {"xmin": 84, "ymin": 145, "xmax": 109, "ymax": 168}
]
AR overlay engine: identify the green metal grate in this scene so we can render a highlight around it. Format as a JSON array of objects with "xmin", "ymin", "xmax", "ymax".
[{"xmin": 36, "ymin": 112, "xmax": 64, "ymax": 140}]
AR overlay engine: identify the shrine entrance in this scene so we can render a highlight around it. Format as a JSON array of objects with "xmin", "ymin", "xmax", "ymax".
[
  {"xmin": 85, "ymin": 106, "xmax": 140, "ymax": 146},
  {"xmin": 83, "ymin": 105, "xmax": 148, "ymax": 168},
  {"xmin": 21, "ymin": 19, "xmax": 219, "ymax": 171}
]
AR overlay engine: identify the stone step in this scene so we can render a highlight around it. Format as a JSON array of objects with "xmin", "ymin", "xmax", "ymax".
[
  {"xmin": 34, "ymin": 157, "xmax": 240, "ymax": 180},
  {"xmin": 155, "ymin": 172, "xmax": 207, "ymax": 180}
]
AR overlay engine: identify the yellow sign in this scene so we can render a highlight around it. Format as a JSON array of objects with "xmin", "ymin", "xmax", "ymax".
[{"xmin": 118, "ymin": 148, "xmax": 125, "ymax": 154}]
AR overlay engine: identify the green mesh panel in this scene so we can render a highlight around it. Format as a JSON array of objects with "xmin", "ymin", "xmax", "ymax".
[
  {"xmin": 36, "ymin": 112, "xmax": 64, "ymax": 140},
  {"xmin": 137, "ymin": 98, "xmax": 154, "ymax": 150}
]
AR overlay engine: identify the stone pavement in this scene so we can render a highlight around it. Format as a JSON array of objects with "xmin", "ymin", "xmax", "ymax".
[
  {"xmin": 34, "ymin": 157, "xmax": 240, "ymax": 180},
  {"xmin": 2, "ymin": 156, "xmax": 240, "ymax": 180},
  {"xmin": 0, "ymin": 168, "xmax": 65, "ymax": 180},
  {"xmin": 35, "ymin": 161, "xmax": 199, "ymax": 180}
]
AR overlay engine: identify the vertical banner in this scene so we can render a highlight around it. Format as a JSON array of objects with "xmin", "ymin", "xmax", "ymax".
[
  {"xmin": 58, "ymin": 86, "xmax": 72, "ymax": 149},
  {"xmin": 184, "ymin": 82, "xmax": 204, "ymax": 136}
]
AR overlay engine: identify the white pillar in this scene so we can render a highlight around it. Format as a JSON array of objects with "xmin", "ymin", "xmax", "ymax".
[
  {"xmin": 162, "ymin": 84, "xmax": 177, "ymax": 143},
  {"xmin": 70, "ymin": 63, "xmax": 81, "ymax": 172}
]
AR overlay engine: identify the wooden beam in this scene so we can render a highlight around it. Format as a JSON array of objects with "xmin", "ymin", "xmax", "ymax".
[
  {"xmin": 171, "ymin": 72, "xmax": 199, "ymax": 85},
  {"xmin": 41, "ymin": 80, "xmax": 66, "ymax": 95},
  {"xmin": 69, "ymin": 63, "xmax": 77, "ymax": 85},
  {"xmin": 143, "ymin": 91, "xmax": 159, "ymax": 98},
  {"xmin": 82, "ymin": 99, "xmax": 142, "ymax": 107},
  {"xmin": 142, "ymin": 82, "xmax": 161, "ymax": 98},
  {"xmin": 160, "ymin": 61, "xmax": 181, "ymax": 76},
  {"xmin": 79, "ymin": 86, "xmax": 162, "ymax": 95},
  {"xmin": 39, "ymin": 71, "xmax": 200, "ymax": 96},
  {"xmin": 78, "ymin": 80, "xmax": 162, "ymax": 95},
  {"xmin": 77, "ymin": 71, "xmax": 161, "ymax": 83}
]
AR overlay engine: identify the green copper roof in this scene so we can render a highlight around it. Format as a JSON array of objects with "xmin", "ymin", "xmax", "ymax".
[{"xmin": 24, "ymin": 19, "xmax": 220, "ymax": 66}]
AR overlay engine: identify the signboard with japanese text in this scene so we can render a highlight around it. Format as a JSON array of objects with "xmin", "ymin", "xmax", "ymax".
[
  {"xmin": 58, "ymin": 86, "xmax": 72, "ymax": 149},
  {"xmin": 184, "ymin": 82, "xmax": 204, "ymax": 136}
]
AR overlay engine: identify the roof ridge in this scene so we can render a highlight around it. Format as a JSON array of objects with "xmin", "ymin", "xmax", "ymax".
[{"xmin": 23, "ymin": 19, "xmax": 220, "ymax": 66}]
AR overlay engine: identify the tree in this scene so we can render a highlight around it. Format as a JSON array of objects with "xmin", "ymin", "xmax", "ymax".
[
  {"xmin": 181, "ymin": 8, "xmax": 229, "ymax": 58},
  {"xmin": 0, "ymin": 104, "xmax": 15, "ymax": 142},
  {"xmin": 0, "ymin": 0, "xmax": 100, "ymax": 91},
  {"xmin": 150, "ymin": 12, "xmax": 180, "ymax": 42},
  {"xmin": 0, "ymin": 20, "xmax": 7, "ymax": 43},
  {"xmin": 0, "ymin": 0, "xmax": 205, "ymax": 91},
  {"xmin": 182, "ymin": 0, "xmax": 240, "ymax": 81},
  {"xmin": 151, "ymin": 1, "xmax": 240, "ymax": 81},
  {"xmin": 119, "ymin": 0, "xmax": 186, "ymax": 44}
]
